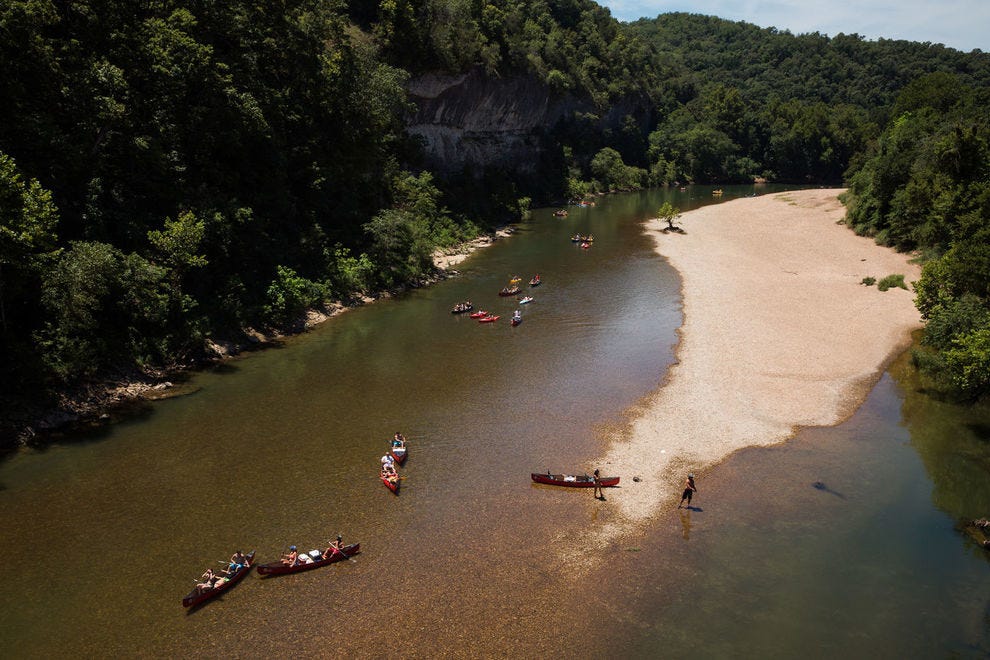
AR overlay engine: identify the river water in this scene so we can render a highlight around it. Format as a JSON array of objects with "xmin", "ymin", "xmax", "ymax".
[{"xmin": 1, "ymin": 186, "xmax": 988, "ymax": 657}]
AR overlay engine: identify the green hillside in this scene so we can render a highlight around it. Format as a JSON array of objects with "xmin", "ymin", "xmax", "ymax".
[{"xmin": 2, "ymin": 1, "xmax": 988, "ymax": 440}]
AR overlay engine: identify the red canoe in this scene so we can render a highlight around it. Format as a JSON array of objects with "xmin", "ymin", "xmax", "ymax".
[
  {"xmin": 469, "ymin": 310, "xmax": 489, "ymax": 318},
  {"xmin": 478, "ymin": 315, "xmax": 500, "ymax": 323},
  {"xmin": 390, "ymin": 444, "xmax": 407, "ymax": 464},
  {"xmin": 382, "ymin": 471, "xmax": 400, "ymax": 493},
  {"xmin": 182, "ymin": 550, "xmax": 256, "ymax": 608},
  {"xmin": 256, "ymin": 544, "xmax": 360, "ymax": 576},
  {"xmin": 531, "ymin": 473, "xmax": 620, "ymax": 488}
]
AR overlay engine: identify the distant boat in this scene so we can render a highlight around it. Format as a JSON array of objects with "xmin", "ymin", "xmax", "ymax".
[
  {"xmin": 712, "ymin": 189, "xmax": 723, "ymax": 196},
  {"xmin": 531, "ymin": 472, "xmax": 619, "ymax": 488},
  {"xmin": 553, "ymin": 209, "xmax": 568, "ymax": 217},
  {"xmin": 182, "ymin": 551, "xmax": 256, "ymax": 608},
  {"xmin": 256, "ymin": 544, "xmax": 359, "ymax": 576},
  {"xmin": 499, "ymin": 286, "xmax": 522, "ymax": 296},
  {"xmin": 469, "ymin": 310, "xmax": 489, "ymax": 318},
  {"xmin": 518, "ymin": 296, "xmax": 534, "ymax": 304},
  {"xmin": 529, "ymin": 275, "xmax": 541, "ymax": 287},
  {"xmin": 390, "ymin": 440, "xmax": 407, "ymax": 465},
  {"xmin": 511, "ymin": 311, "xmax": 522, "ymax": 326},
  {"xmin": 381, "ymin": 469, "xmax": 400, "ymax": 494},
  {"xmin": 478, "ymin": 315, "xmax": 500, "ymax": 323}
]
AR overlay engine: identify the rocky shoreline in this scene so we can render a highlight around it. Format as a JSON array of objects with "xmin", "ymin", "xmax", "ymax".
[{"xmin": 1, "ymin": 227, "xmax": 515, "ymax": 452}]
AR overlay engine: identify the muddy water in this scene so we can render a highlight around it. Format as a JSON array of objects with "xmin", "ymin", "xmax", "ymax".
[{"xmin": 3, "ymin": 185, "xmax": 987, "ymax": 657}]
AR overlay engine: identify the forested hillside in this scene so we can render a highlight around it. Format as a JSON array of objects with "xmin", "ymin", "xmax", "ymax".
[
  {"xmin": 2, "ymin": 1, "xmax": 989, "ymax": 441},
  {"xmin": 842, "ymin": 73, "xmax": 990, "ymax": 399}
]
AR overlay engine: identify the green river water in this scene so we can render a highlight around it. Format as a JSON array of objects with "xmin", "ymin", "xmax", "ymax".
[{"xmin": 1, "ymin": 185, "xmax": 988, "ymax": 658}]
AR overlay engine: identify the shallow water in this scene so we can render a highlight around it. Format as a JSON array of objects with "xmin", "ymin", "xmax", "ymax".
[
  {"xmin": 2, "ymin": 185, "xmax": 987, "ymax": 657},
  {"xmin": 584, "ymin": 350, "xmax": 990, "ymax": 658}
]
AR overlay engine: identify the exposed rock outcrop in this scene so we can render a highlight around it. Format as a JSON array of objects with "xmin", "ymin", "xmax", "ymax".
[
  {"xmin": 406, "ymin": 68, "xmax": 655, "ymax": 176},
  {"xmin": 406, "ymin": 68, "xmax": 577, "ymax": 174}
]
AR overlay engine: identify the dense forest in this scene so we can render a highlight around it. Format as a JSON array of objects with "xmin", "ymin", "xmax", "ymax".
[{"xmin": 2, "ymin": 0, "xmax": 989, "ymax": 442}]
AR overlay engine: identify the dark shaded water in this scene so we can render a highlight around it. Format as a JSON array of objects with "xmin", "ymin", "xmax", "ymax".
[{"xmin": 1, "ymin": 186, "xmax": 988, "ymax": 657}]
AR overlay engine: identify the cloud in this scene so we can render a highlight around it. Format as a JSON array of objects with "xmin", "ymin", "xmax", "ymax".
[{"xmin": 598, "ymin": 0, "xmax": 988, "ymax": 52}]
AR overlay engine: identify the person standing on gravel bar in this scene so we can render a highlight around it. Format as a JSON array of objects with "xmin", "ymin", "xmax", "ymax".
[
  {"xmin": 678, "ymin": 473, "xmax": 697, "ymax": 508},
  {"xmin": 593, "ymin": 469, "xmax": 604, "ymax": 500}
]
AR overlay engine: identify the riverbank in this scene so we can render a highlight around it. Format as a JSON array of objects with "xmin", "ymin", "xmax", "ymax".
[
  {"xmin": 1, "ymin": 226, "xmax": 515, "ymax": 450},
  {"xmin": 598, "ymin": 188, "xmax": 923, "ymax": 529}
]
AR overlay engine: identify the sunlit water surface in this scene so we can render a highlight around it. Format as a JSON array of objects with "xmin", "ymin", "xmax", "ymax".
[{"xmin": 1, "ymin": 186, "xmax": 988, "ymax": 657}]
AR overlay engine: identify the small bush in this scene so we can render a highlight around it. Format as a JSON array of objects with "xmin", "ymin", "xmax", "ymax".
[
  {"xmin": 264, "ymin": 265, "xmax": 324, "ymax": 325},
  {"xmin": 516, "ymin": 197, "xmax": 531, "ymax": 219},
  {"xmin": 861, "ymin": 276, "xmax": 876, "ymax": 286},
  {"xmin": 877, "ymin": 274, "xmax": 907, "ymax": 291}
]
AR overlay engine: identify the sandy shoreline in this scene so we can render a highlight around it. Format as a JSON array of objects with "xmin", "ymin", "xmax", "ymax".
[{"xmin": 598, "ymin": 188, "xmax": 923, "ymax": 529}]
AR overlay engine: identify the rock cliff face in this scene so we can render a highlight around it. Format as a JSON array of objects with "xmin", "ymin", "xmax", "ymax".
[{"xmin": 405, "ymin": 68, "xmax": 582, "ymax": 175}]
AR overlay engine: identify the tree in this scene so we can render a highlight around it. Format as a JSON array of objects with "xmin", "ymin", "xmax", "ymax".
[
  {"xmin": 0, "ymin": 151, "xmax": 60, "ymax": 393},
  {"xmin": 148, "ymin": 211, "xmax": 208, "ymax": 285},
  {"xmin": 657, "ymin": 201, "xmax": 681, "ymax": 230},
  {"xmin": 363, "ymin": 209, "xmax": 432, "ymax": 288},
  {"xmin": 37, "ymin": 241, "xmax": 170, "ymax": 380},
  {"xmin": 590, "ymin": 147, "xmax": 645, "ymax": 191},
  {"xmin": 0, "ymin": 152, "xmax": 58, "ymax": 335},
  {"xmin": 943, "ymin": 327, "xmax": 990, "ymax": 399}
]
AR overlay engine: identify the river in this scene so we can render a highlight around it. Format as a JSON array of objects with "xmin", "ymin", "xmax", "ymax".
[{"xmin": 1, "ymin": 185, "xmax": 988, "ymax": 657}]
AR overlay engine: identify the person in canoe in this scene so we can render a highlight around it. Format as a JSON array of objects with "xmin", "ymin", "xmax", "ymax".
[
  {"xmin": 323, "ymin": 534, "xmax": 344, "ymax": 559},
  {"xmin": 228, "ymin": 550, "xmax": 247, "ymax": 574},
  {"xmin": 381, "ymin": 464, "xmax": 400, "ymax": 490},
  {"xmin": 193, "ymin": 568, "xmax": 220, "ymax": 595},
  {"xmin": 392, "ymin": 432, "xmax": 406, "ymax": 447},
  {"xmin": 280, "ymin": 546, "xmax": 299, "ymax": 566},
  {"xmin": 382, "ymin": 462, "xmax": 399, "ymax": 481},
  {"xmin": 381, "ymin": 453, "xmax": 395, "ymax": 468}
]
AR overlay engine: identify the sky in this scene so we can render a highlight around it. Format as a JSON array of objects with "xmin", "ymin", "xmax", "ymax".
[{"xmin": 597, "ymin": 1, "xmax": 989, "ymax": 53}]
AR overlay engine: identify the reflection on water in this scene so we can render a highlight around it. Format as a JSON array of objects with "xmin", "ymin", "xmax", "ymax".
[{"xmin": 679, "ymin": 508, "xmax": 691, "ymax": 540}]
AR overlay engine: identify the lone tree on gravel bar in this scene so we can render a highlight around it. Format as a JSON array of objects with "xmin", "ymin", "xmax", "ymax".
[{"xmin": 658, "ymin": 202, "xmax": 683, "ymax": 232}]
